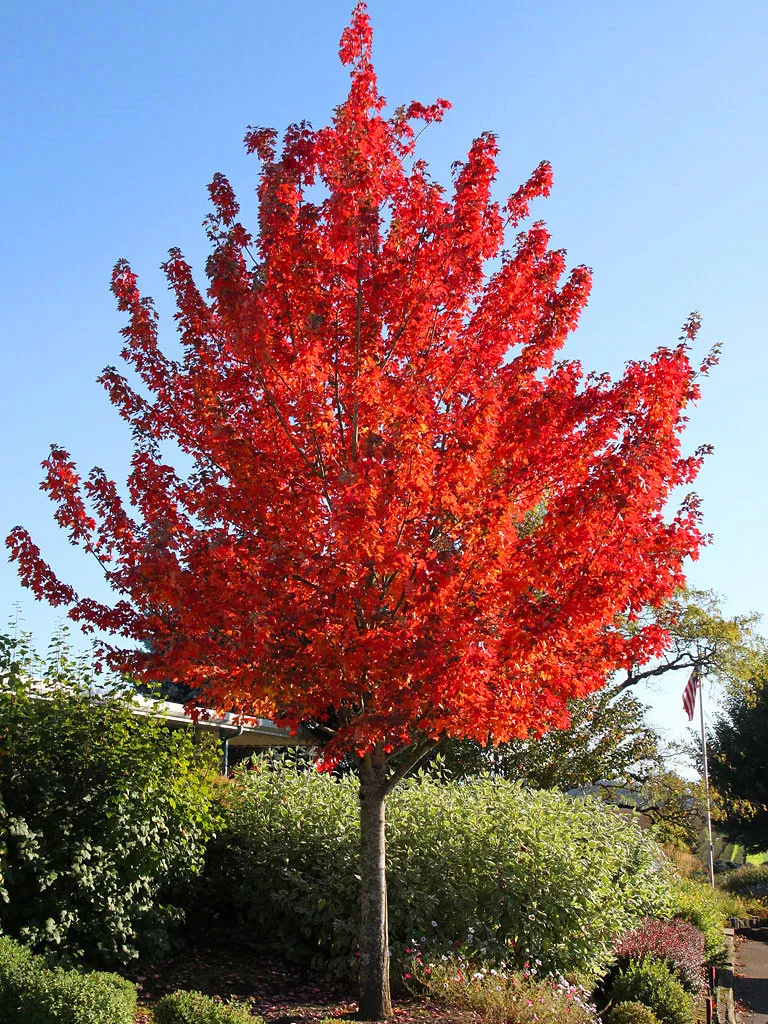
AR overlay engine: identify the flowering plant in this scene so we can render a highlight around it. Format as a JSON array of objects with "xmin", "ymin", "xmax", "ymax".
[{"xmin": 405, "ymin": 948, "xmax": 598, "ymax": 1024}]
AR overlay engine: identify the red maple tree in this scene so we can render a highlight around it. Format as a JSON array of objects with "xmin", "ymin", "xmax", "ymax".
[{"xmin": 8, "ymin": 5, "xmax": 715, "ymax": 1017}]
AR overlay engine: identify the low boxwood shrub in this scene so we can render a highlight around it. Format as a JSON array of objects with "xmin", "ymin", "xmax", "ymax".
[
  {"xmin": 154, "ymin": 989, "xmax": 264, "ymax": 1024},
  {"xmin": 0, "ymin": 934, "xmax": 40, "ymax": 1017},
  {"xmin": 609, "ymin": 957, "xmax": 695, "ymax": 1024},
  {"xmin": 615, "ymin": 918, "xmax": 705, "ymax": 993},
  {"xmin": 0, "ymin": 935, "xmax": 137, "ymax": 1024},
  {"xmin": 204, "ymin": 760, "xmax": 674, "ymax": 977},
  {"xmin": 604, "ymin": 1001, "xmax": 662, "ymax": 1024},
  {"xmin": 24, "ymin": 967, "xmax": 137, "ymax": 1024}
]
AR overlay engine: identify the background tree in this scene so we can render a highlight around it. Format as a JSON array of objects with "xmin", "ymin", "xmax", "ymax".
[
  {"xmin": 617, "ymin": 587, "xmax": 763, "ymax": 692},
  {"xmin": 441, "ymin": 682, "xmax": 662, "ymax": 790},
  {"xmin": 707, "ymin": 673, "xmax": 768, "ymax": 853},
  {"xmin": 597, "ymin": 769, "xmax": 709, "ymax": 852},
  {"xmin": 6, "ymin": 5, "xmax": 714, "ymax": 1017},
  {"xmin": 441, "ymin": 586, "xmax": 762, "ymax": 793}
]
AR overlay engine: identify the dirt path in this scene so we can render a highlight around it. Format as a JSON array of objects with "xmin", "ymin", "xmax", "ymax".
[{"xmin": 734, "ymin": 939, "xmax": 768, "ymax": 1024}]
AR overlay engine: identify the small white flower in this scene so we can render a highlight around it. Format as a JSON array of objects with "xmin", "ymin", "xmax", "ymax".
[{"xmin": 431, "ymin": 920, "xmax": 438, "ymax": 927}]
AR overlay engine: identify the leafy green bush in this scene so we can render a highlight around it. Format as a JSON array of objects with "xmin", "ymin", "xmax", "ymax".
[
  {"xmin": 609, "ymin": 958, "xmax": 695, "ymax": 1024},
  {"xmin": 668, "ymin": 878, "xmax": 726, "ymax": 961},
  {"xmin": 0, "ymin": 934, "xmax": 137, "ymax": 1024},
  {"xmin": 716, "ymin": 863, "xmax": 768, "ymax": 898},
  {"xmin": 0, "ymin": 631, "xmax": 220, "ymax": 966},
  {"xmin": 604, "ymin": 1001, "xmax": 662, "ymax": 1024},
  {"xmin": 205, "ymin": 759, "xmax": 674, "ymax": 977},
  {"xmin": 0, "ymin": 933, "xmax": 40, "ymax": 1018},
  {"xmin": 154, "ymin": 989, "xmax": 264, "ymax": 1024}
]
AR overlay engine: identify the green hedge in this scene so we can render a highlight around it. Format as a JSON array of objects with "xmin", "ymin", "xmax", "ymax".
[
  {"xmin": 204, "ymin": 761, "xmax": 675, "ymax": 977},
  {"xmin": 0, "ymin": 632, "xmax": 220, "ymax": 966},
  {"xmin": 154, "ymin": 990, "xmax": 264, "ymax": 1024},
  {"xmin": 0, "ymin": 935, "xmax": 137, "ymax": 1024}
]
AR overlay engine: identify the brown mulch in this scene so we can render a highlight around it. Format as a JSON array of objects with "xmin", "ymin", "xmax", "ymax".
[{"xmin": 124, "ymin": 945, "xmax": 481, "ymax": 1024}]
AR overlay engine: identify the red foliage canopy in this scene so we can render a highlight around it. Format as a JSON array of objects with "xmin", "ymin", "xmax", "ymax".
[{"xmin": 8, "ymin": 3, "xmax": 714, "ymax": 766}]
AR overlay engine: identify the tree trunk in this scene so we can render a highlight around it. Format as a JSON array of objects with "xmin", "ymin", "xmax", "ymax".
[{"xmin": 358, "ymin": 751, "xmax": 392, "ymax": 1019}]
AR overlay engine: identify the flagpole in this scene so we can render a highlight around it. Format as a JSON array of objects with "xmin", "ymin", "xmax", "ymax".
[{"xmin": 698, "ymin": 673, "xmax": 716, "ymax": 888}]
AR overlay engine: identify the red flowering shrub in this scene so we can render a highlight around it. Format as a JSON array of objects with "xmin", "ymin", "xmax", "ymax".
[{"xmin": 615, "ymin": 918, "xmax": 706, "ymax": 994}]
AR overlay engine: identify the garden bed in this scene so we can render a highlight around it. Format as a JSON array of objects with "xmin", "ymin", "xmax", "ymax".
[{"xmin": 124, "ymin": 944, "xmax": 482, "ymax": 1023}]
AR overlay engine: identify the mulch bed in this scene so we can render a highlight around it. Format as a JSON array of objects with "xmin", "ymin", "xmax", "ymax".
[{"xmin": 124, "ymin": 945, "xmax": 481, "ymax": 1023}]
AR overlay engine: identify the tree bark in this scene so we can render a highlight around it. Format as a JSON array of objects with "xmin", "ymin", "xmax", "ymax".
[{"xmin": 358, "ymin": 750, "xmax": 392, "ymax": 1019}]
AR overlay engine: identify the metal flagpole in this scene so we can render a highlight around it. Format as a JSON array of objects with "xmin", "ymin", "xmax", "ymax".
[{"xmin": 698, "ymin": 673, "xmax": 716, "ymax": 888}]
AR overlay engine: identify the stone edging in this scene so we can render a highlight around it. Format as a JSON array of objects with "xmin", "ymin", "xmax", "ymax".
[{"xmin": 715, "ymin": 929, "xmax": 736, "ymax": 1024}]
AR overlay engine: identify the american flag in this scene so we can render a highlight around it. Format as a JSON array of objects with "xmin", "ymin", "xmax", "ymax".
[{"xmin": 682, "ymin": 667, "xmax": 700, "ymax": 721}]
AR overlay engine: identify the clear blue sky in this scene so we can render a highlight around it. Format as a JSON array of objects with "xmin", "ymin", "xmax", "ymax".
[{"xmin": 2, "ymin": 0, "xmax": 766, "ymax": 748}]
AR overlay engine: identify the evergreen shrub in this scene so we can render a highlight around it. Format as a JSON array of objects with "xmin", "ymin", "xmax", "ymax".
[
  {"xmin": 604, "ymin": 1001, "xmax": 662, "ymax": 1024},
  {"xmin": 609, "ymin": 958, "xmax": 695, "ymax": 1024},
  {"xmin": 0, "ymin": 935, "xmax": 137, "ymax": 1024},
  {"xmin": 154, "ymin": 989, "xmax": 264, "ymax": 1024}
]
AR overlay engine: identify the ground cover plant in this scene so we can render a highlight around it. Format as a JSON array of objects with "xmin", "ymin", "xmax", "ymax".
[
  {"xmin": 204, "ymin": 761, "xmax": 674, "ymax": 979},
  {"xmin": 0, "ymin": 632, "xmax": 220, "ymax": 966}
]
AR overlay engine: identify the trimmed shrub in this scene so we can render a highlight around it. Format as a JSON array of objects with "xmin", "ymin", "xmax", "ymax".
[
  {"xmin": 604, "ymin": 1001, "xmax": 662, "ymax": 1024},
  {"xmin": 668, "ymin": 878, "xmax": 726, "ymax": 961},
  {"xmin": 0, "ymin": 935, "xmax": 137, "ymax": 1024},
  {"xmin": 24, "ymin": 967, "xmax": 137, "ymax": 1024},
  {"xmin": 154, "ymin": 989, "xmax": 264, "ymax": 1024},
  {"xmin": 609, "ymin": 958, "xmax": 695, "ymax": 1024},
  {"xmin": 204, "ymin": 760, "xmax": 674, "ymax": 977},
  {"xmin": 0, "ymin": 934, "xmax": 40, "ymax": 1018},
  {"xmin": 615, "ymin": 918, "xmax": 705, "ymax": 993},
  {"xmin": 0, "ymin": 631, "xmax": 220, "ymax": 966}
]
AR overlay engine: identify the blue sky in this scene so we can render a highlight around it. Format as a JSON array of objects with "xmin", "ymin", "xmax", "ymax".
[{"xmin": 1, "ymin": 0, "xmax": 766, "ymax": 749}]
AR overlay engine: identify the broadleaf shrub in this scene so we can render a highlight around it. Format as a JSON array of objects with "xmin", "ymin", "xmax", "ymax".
[
  {"xmin": 0, "ymin": 632, "xmax": 220, "ymax": 966},
  {"xmin": 668, "ymin": 878, "xmax": 726, "ymax": 961},
  {"xmin": 615, "ymin": 918, "xmax": 705, "ymax": 993},
  {"xmin": 609, "ymin": 958, "xmax": 695, "ymax": 1024},
  {"xmin": 604, "ymin": 1001, "xmax": 662, "ymax": 1024},
  {"xmin": 154, "ymin": 989, "xmax": 264, "ymax": 1024},
  {"xmin": 204, "ymin": 760, "xmax": 674, "ymax": 976},
  {"xmin": 0, "ymin": 934, "xmax": 137, "ymax": 1024}
]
